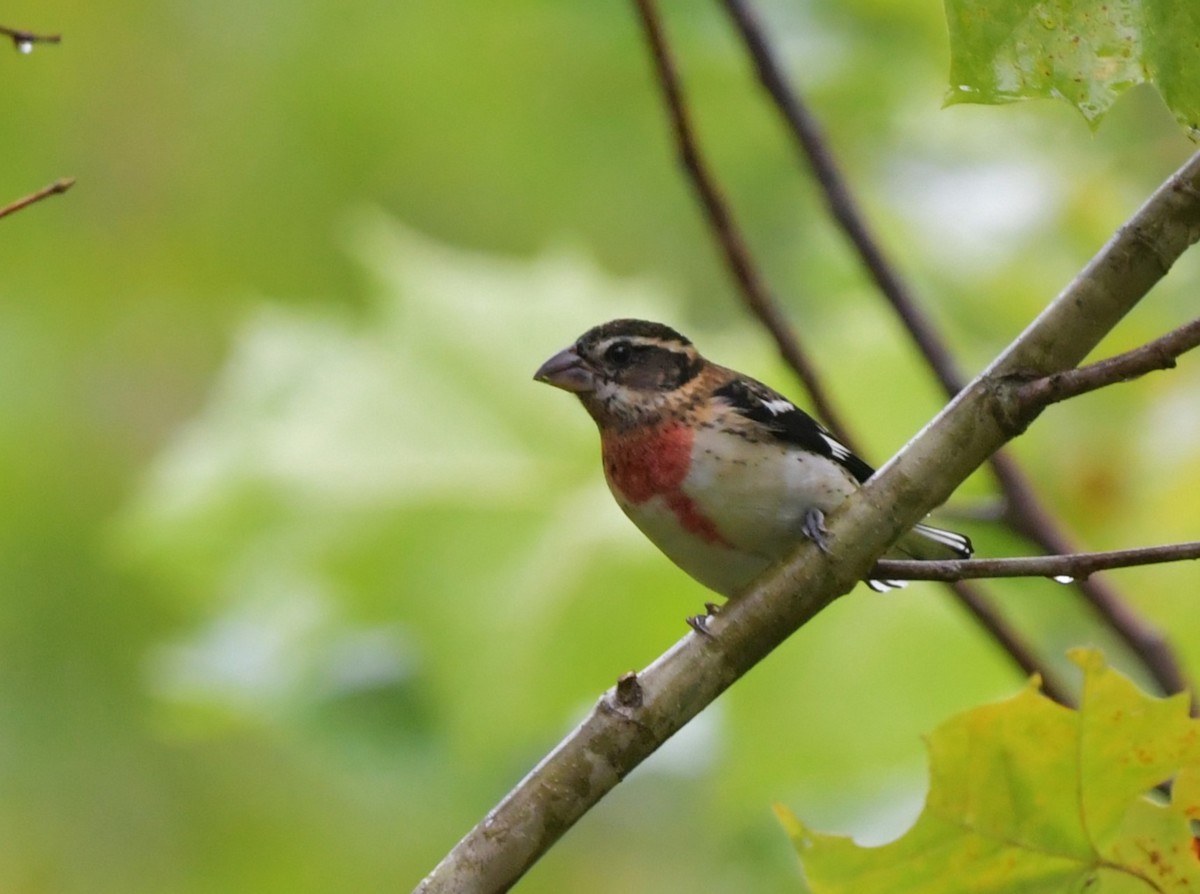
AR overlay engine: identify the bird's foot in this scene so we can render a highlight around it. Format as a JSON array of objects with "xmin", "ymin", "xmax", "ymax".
[
  {"xmin": 801, "ymin": 507, "xmax": 831, "ymax": 554},
  {"xmin": 685, "ymin": 601, "xmax": 723, "ymax": 639}
]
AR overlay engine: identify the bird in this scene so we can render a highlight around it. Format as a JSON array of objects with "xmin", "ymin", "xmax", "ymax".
[{"xmin": 534, "ymin": 319, "xmax": 971, "ymax": 607}]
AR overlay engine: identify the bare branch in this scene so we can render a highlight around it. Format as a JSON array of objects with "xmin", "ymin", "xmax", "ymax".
[
  {"xmin": 876, "ymin": 541, "xmax": 1200, "ymax": 582},
  {"xmin": 0, "ymin": 25, "xmax": 62, "ymax": 52},
  {"xmin": 631, "ymin": 0, "xmax": 858, "ymax": 450},
  {"xmin": 639, "ymin": 0, "xmax": 1071, "ymax": 699},
  {"xmin": 990, "ymin": 456, "xmax": 1193, "ymax": 704},
  {"xmin": 718, "ymin": 0, "xmax": 968, "ymax": 393},
  {"xmin": 719, "ymin": 0, "xmax": 1194, "ymax": 703},
  {"xmin": 1010, "ymin": 316, "xmax": 1200, "ymax": 419},
  {"xmin": 0, "ymin": 177, "xmax": 75, "ymax": 221},
  {"xmin": 947, "ymin": 580, "xmax": 1073, "ymax": 706},
  {"xmin": 414, "ymin": 148, "xmax": 1200, "ymax": 894}
]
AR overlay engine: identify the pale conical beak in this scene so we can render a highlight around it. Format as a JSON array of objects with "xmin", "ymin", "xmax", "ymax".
[{"xmin": 533, "ymin": 346, "xmax": 595, "ymax": 393}]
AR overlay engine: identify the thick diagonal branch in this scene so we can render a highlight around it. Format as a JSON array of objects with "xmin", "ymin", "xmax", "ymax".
[
  {"xmin": 718, "ymin": 0, "xmax": 1193, "ymax": 701},
  {"xmin": 413, "ymin": 148, "xmax": 1200, "ymax": 894},
  {"xmin": 637, "ymin": 0, "xmax": 1066, "ymax": 698}
]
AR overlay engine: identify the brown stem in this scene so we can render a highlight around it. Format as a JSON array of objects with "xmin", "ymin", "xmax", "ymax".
[
  {"xmin": 720, "ymin": 0, "xmax": 1194, "ymax": 702},
  {"xmin": 637, "ymin": 0, "xmax": 1066, "ymax": 698},
  {"xmin": 718, "ymin": 0, "xmax": 968, "ymax": 393},
  {"xmin": 1012, "ymin": 316, "xmax": 1200, "ymax": 417},
  {"xmin": 631, "ymin": 0, "xmax": 858, "ymax": 451},
  {"xmin": 0, "ymin": 25, "xmax": 62, "ymax": 50},
  {"xmin": 875, "ymin": 541, "xmax": 1200, "ymax": 581},
  {"xmin": 948, "ymin": 580, "xmax": 1073, "ymax": 706},
  {"xmin": 992, "ymin": 452, "xmax": 1192, "ymax": 703},
  {"xmin": 0, "ymin": 178, "xmax": 75, "ymax": 221},
  {"xmin": 413, "ymin": 147, "xmax": 1200, "ymax": 894}
]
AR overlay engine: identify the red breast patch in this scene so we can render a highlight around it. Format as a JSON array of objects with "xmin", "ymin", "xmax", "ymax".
[
  {"xmin": 603, "ymin": 424, "xmax": 729, "ymax": 546},
  {"xmin": 603, "ymin": 423, "xmax": 692, "ymax": 501}
]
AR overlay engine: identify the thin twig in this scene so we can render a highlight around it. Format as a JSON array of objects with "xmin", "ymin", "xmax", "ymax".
[
  {"xmin": 720, "ymin": 0, "xmax": 1194, "ymax": 702},
  {"xmin": 0, "ymin": 178, "xmax": 75, "ymax": 221},
  {"xmin": 719, "ymin": 0, "xmax": 967, "ymax": 393},
  {"xmin": 1012, "ymin": 316, "xmax": 1200, "ymax": 417},
  {"xmin": 876, "ymin": 541, "xmax": 1200, "ymax": 582},
  {"xmin": 631, "ymin": 0, "xmax": 858, "ymax": 451},
  {"xmin": 0, "ymin": 25, "xmax": 62, "ymax": 50},
  {"xmin": 947, "ymin": 580, "xmax": 1072, "ymax": 706},
  {"xmin": 991, "ymin": 457, "xmax": 1191, "ymax": 701}
]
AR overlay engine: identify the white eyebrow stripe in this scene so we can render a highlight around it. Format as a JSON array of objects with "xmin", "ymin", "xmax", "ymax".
[
  {"xmin": 597, "ymin": 336, "xmax": 688, "ymax": 352},
  {"xmin": 820, "ymin": 432, "xmax": 852, "ymax": 460}
]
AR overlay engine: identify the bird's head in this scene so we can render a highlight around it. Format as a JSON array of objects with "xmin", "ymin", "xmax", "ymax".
[{"xmin": 534, "ymin": 319, "xmax": 705, "ymax": 428}]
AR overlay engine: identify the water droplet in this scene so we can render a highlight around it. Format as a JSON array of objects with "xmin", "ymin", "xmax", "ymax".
[
  {"xmin": 1052, "ymin": 574, "xmax": 1075, "ymax": 584},
  {"xmin": 17, "ymin": 40, "xmax": 32, "ymax": 54}
]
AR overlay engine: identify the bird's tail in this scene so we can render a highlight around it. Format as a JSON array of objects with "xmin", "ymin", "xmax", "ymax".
[
  {"xmin": 867, "ymin": 522, "xmax": 973, "ymax": 591},
  {"xmin": 896, "ymin": 523, "xmax": 973, "ymax": 561}
]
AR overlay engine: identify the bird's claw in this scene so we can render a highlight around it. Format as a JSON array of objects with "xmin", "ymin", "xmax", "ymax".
[
  {"xmin": 685, "ymin": 600, "xmax": 723, "ymax": 639},
  {"xmin": 801, "ymin": 507, "xmax": 831, "ymax": 554}
]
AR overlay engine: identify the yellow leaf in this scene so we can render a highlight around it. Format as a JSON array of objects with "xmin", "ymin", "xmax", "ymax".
[{"xmin": 781, "ymin": 649, "xmax": 1200, "ymax": 892}]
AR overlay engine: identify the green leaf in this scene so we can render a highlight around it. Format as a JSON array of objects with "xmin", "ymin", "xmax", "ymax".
[
  {"xmin": 781, "ymin": 648, "xmax": 1200, "ymax": 892},
  {"xmin": 115, "ymin": 215, "xmax": 691, "ymax": 732},
  {"xmin": 944, "ymin": 0, "xmax": 1200, "ymax": 136}
]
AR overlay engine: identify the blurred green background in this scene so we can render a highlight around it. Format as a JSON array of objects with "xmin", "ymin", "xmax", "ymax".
[{"xmin": 1, "ymin": 1, "xmax": 1197, "ymax": 891}]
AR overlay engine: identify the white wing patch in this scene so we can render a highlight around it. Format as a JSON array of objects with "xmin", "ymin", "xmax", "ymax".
[
  {"xmin": 819, "ymin": 432, "xmax": 853, "ymax": 462},
  {"xmin": 761, "ymin": 398, "xmax": 795, "ymax": 416}
]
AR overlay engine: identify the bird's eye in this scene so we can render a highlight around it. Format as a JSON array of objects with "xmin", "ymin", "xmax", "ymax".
[{"xmin": 604, "ymin": 342, "xmax": 633, "ymax": 366}]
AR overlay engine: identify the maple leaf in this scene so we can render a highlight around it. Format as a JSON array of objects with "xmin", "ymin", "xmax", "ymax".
[
  {"xmin": 115, "ymin": 215, "xmax": 688, "ymax": 718},
  {"xmin": 943, "ymin": 0, "xmax": 1200, "ymax": 136},
  {"xmin": 780, "ymin": 648, "xmax": 1200, "ymax": 892}
]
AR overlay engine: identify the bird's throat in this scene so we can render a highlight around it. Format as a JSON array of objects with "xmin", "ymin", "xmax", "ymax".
[
  {"xmin": 602, "ymin": 424, "xmax": 729, "ymax": 546},
  {"xmin": 603, "ymin": 423, "xmax": 692, "ymax": 500}
]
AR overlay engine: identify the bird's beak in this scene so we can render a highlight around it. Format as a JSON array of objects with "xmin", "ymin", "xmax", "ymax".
[{"xmin": 534, "ymin": 346, "xmax": 594, "ymax": 393}]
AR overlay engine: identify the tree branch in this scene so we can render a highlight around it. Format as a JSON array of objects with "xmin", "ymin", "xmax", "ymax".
[
  {"xmin": 637, "ymin": 0, "xmax": 1069, "ymax": 701},
  {"xmin": 718, "ymin": 0, "xmax": 1194, "ymax": 702},
  {"xmin": 0, "ymin": 177, "xmax": 75, "ymax": 221},
  {"xmin": 631, "ymin": 0, "xmax": 859, "ymax": 451},
  {"xmin": 718, "ymin": 0, "xmax": 967, "ymax": 393},
  {"xmin": 990, "ymin": 458, "xmax": 1193, "ymax": 702},
  {"xmin": 0, "ymin": 25, "xmax": 61, "ymax": 52},
  {"xmin": 875, "ymin": 541, "xmax": 1200, "ymax": 582},
  {"xmin": 1009, "ymin": 316, "xmax": 1200, "ymax": 421},
  {"xmin": 946, "ymin": 580, "xmax": 1073, "ymax": 706},
  {"xmin": 413, "ymin": 147, "xmax": 1200, "ymax": 894}
]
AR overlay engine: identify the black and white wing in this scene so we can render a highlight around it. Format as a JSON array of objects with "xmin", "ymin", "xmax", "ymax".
[{"xmin": 713, "ymin": 378, "xmax": 875, "ymax": 483}]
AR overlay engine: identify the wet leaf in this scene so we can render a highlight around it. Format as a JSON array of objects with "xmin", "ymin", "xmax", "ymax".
[{"xmin": 944, "ymin": 0, "xmax": 1200, "ymax": 136}]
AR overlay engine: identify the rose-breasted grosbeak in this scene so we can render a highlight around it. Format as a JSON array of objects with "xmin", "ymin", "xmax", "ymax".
[{"xmin": 534, "ymin": 319, "xmax": 972, "ymax": 600}]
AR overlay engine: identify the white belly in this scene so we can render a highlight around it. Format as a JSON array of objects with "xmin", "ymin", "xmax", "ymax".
[{"xmin": 610, "ymin": 433, "xmax": 860, "ymax": 598}]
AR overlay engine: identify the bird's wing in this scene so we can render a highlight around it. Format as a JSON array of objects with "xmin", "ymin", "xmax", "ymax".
[{"xmin": 712, "ymin": 378, "xmax": 876, "ymax": 484}]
